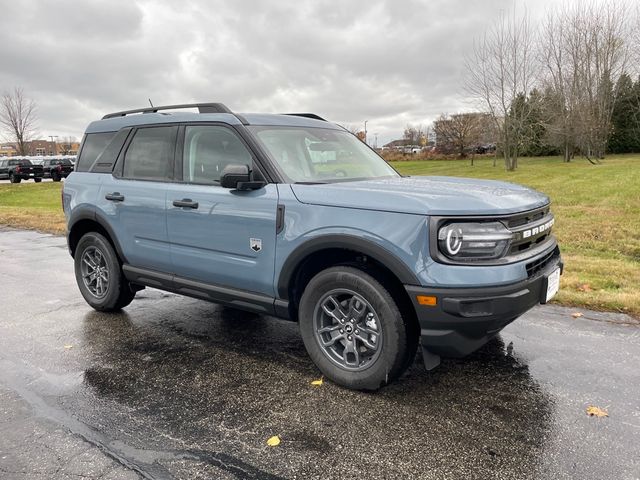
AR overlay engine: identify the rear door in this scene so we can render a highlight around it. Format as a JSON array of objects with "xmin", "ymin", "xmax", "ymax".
[
  {"xmin": 166, "ymin": 124, "xmax": 279, "ymax": 297},
  {"xmin": 99, "ymin": 125, "xmax": 178, "ymax": 273}
]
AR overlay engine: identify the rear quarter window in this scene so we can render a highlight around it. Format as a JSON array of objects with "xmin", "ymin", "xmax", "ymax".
[{"xmin": 76, "ymin": 132, "xmax": 116, "ymax": 172}]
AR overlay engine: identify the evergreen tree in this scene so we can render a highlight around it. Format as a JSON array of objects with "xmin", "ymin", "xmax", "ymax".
[
  {"xmin": 609, "ymin": 74, "xmax": 640, "ymax": 153},
  {"xmin": 508, "ymin": 89, "xmax": 558, "ymax": 157}
]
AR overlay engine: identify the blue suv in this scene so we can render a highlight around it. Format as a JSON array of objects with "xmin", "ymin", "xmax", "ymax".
[{"xmin": 63, "ymin": 103, "xmax": 562, "ymax": 390}]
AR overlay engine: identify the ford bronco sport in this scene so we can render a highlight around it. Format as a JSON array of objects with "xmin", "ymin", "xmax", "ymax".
[{"xmin": 63, "ymin": 103, "xmax": 562, "ymax": 390}]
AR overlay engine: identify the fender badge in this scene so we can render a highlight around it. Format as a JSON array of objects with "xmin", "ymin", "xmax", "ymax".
[{"xmin": 250, "ymin": 238, "xmax": 262, "ymax": 252}]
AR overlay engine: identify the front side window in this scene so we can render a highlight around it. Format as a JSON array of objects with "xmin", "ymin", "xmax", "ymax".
[
  {"xmin": 249, "ymin": 126, "xmax": 399, "ymax": 183},
  {"xmin": 123, "ymin": 126, "xmax": 177, "ymax": 181},
  {"xmin": 182, "ymin": 125, "xmax": 253, "ymax": 184}
]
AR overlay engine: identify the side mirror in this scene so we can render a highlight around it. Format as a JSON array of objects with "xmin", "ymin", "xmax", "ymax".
[{"xmin": 220, "ymin": 164, "xmax": 265, "ymax": 190}]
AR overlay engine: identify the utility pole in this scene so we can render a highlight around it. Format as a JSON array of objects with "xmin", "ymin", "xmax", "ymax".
[
  {"xmin": 364, "ymin": 120, "xmax": 368, "ymax": 145},
  {"xmin": 48, "ymin": 135, "xmax": 59, "ymax": 156},
  {"xmin": 374, "ymin": 133, "xmax": 378, "ymax": 149}
]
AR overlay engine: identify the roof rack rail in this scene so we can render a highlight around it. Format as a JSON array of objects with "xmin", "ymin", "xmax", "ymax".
[
  {"xmin": 284, "ymin": 113, "xmax": 327, "ymax": 122},
  {"xmin": 102, "ymin": 103, "xmax": 233, "ymax": 119}
]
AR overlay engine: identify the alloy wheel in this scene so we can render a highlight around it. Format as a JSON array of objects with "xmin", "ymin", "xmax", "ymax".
[
  {"xmin": 313, "ymin": 289, "xmax": 383, "ymax": 371},
  {"xmin": 80, "ymin": 246, "xmax": 110, "ymax": 298}
]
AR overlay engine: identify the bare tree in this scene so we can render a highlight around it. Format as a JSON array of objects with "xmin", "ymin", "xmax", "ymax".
[
  {"xmin": 465, "ymin": 10, "xmax": 538, "ymax": 170},
  {"xmin": 403, "ymin": 124, "xmax": 419, "ymax": 145},
  {"xmin": 541, "ymin": 1, "xmax": 632, "ymax": 162},
  {"xmin": 58, "ymin": 136, "xmax": 78, "ymax": 155},
  {"xmin": 0, "ymin": 87, "xmax": 37, "ymax": 156},
  {"xmin": 433, "ymin": 113, "xmax": 482, "ymax": 158}
]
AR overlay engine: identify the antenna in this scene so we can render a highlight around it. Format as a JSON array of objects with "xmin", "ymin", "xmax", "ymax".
[{"xmin": 148, "ymin": 98, "xmax": 154, "ymax": 108}]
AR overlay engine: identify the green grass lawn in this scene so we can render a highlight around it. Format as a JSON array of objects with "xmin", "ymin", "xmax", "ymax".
[
  {"xmin": 0, "ymin": 182, "xmax": 66, "ymax": 234},
  {"xmin": 1, "ymin": 154, "xmax": 639, "ymax": 317}
]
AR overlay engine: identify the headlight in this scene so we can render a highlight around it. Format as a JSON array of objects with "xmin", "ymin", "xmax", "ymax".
[{"xmin": 438, "ymin": 222, "xmax": 512, "ymax": 260}]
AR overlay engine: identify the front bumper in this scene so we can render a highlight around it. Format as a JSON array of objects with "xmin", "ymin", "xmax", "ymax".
[{"xmin": 405, "ymin": 251, "xmax": 562, "ymax": 364}]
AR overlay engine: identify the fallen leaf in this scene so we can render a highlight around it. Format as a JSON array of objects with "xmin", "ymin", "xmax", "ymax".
[
  {"xmin": 577, "ymin": 284, "xmax": 593, "ymax": 292},
  {"xmin": 311, "ymin": 377, "xmax": 324, "ymax": 386},
  {"xmin": 571, "ymin": 312, "xmax": 583, "ymax": 319},
  {"xmin": 586, "ymin": 406, "xmax": 608, "ymax": 417},
  {"xmin": 63, "ymin": 345, "xmax": 73, "ymax": 349},
  {"xmin": 266, "ymin": 435, "xmax": 281, "ymax": 447}
]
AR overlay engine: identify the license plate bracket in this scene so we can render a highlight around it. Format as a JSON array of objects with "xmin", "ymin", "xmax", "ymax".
[{"xmin": 543, "ymin": 267, "xmax": 561, "ymax": 303}]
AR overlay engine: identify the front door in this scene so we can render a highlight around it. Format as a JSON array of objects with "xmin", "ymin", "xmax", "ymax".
[{"xmin": 166, "ymin": 124, "xmax": 278, "ymax": 297}]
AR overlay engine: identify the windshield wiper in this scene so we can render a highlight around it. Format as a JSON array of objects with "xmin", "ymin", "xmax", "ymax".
[{"xmin": 294, "ymin": 181, "xmax": 328, "ymax": 185}]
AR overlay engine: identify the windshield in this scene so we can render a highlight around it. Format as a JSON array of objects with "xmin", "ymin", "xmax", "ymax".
[{"xmin": 249, "ymin": 126, "xmax": 399, "ymax": 183}]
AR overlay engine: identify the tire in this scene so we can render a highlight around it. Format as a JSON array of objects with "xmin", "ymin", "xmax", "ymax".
[
  {"xmin": 52, "ymin": 172, "xmax": 61, "ymax": 182},
  {"xmin": 34, "ymin": 178, "xmax": 42, "ymax": 183},
  {"xmin": 9, "ymin": 173, "xmax": 20, "ymax": 183},
  {"xmin": 299, "ymin": 266, "xmax": 417, "ymax": 391},
  {"xmin": 74, "ymin": 232, "xmax": 136, "ymax": 312}
]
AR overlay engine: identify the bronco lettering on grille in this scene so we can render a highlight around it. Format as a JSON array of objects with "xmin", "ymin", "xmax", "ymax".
[{"xmin": 521, "ymin": 218, "xmax": 554, "ymax": 239}]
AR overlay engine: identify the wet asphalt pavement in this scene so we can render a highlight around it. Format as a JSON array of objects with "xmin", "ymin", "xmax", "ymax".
[{"xmin": 0, "ymin": 228, "xmax": 639, "ymax": 480}]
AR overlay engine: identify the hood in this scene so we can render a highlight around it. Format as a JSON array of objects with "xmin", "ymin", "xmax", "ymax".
[{"xmin": 290, "ymin": 176, "xmax": 549, "ymax": 216}]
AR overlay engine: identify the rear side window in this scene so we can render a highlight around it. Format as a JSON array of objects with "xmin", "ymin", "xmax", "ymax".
[
  {"xmin": 76, "ymin": 132, "xmax": 116, "ymax": 172},
  {"xmin": 122, "ymin": 126, "xmax": 177, "ymax": 181}
]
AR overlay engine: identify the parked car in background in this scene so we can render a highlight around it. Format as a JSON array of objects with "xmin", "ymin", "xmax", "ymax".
[
  {"xmin": 475, "ymin": 144, "xmax": 497, "ymax": 154},
  {"xmin": 0, "ymin": 158, "xmax": 44, "ymax": 183},
  {"xmin": 41, "ymin": 158, "xmax": 74, "ymax": 181}
]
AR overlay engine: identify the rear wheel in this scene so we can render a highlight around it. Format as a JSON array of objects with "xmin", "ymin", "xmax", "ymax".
[
  {"xmin": 34, "ymin": 178, "xmax": 42, "ymax": 183},
  {"xmin": 74, "ymin": 232, "xmax": 135, "ymax": 311},
  {"xmin": 299, "ymin": 266, "xmax": 417, "ymax": 390},
  {"xmin": 9, "ymin": 173, "xmax": 20, "ymax": 183}
]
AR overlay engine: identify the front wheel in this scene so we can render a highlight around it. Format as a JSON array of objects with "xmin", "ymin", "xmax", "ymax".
[
  {"xmin": 52, "ymin": 172, "xmax": 61, "ymax": 182},
  {"xmin": 74, "ymin": 232, "xmax": 135, "ymax": 311},
  {"xmin": 299, "ymin": 266, "xmax": 417, "ymax": 390},
  {"xmin": 34, "ymin": 178, "xmax": 42, "ymax": 183}
]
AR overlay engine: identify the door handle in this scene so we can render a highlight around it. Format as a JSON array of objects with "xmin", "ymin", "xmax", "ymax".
[
  {"xmin": 105, "ymin": 192, "xmax": 125, "ymax": 202},
  {"xmin": 173, "ymin": 199, "xmax": 199, "ymax": 209}
]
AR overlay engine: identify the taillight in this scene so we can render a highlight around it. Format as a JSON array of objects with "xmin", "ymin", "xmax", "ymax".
[
  {"xmin": 15, "ymin": 165, "xmax": 20, "ymax": 173},
  {"xmin": 57, "ymin": 164, "xmax": 63, "ymax": 172}
]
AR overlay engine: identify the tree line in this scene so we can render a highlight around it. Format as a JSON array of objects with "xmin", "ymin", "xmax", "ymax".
[{"xmin": 465, "ymin": 1, "xmax": 639, "ymax": 170}]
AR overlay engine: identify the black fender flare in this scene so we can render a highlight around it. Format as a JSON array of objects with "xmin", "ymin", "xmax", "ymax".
[
  {"xmin": 67, "ymin": 207, "xmax": 127, "ymax": 262},
  {"xmin": 276, "ymin": 234, "xmax": 420, "ymax": 299}
]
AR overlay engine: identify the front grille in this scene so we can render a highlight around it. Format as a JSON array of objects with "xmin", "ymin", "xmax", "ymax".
[
  {"xmin": 526, "ymin": 247, "xmax": 559, "ymax": 277},
  {"xmin": 505, "ymin": 206, "xmax": 549, "ymax": 229},
  {"xmin": 505, "ymin": 206, "xmax": 555, "ymax": 256}
]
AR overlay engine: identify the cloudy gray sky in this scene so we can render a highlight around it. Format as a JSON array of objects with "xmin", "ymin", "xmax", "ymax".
[{"xmin": 0, "ymin": 0, "xmax": 557, "ymax": 145}]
